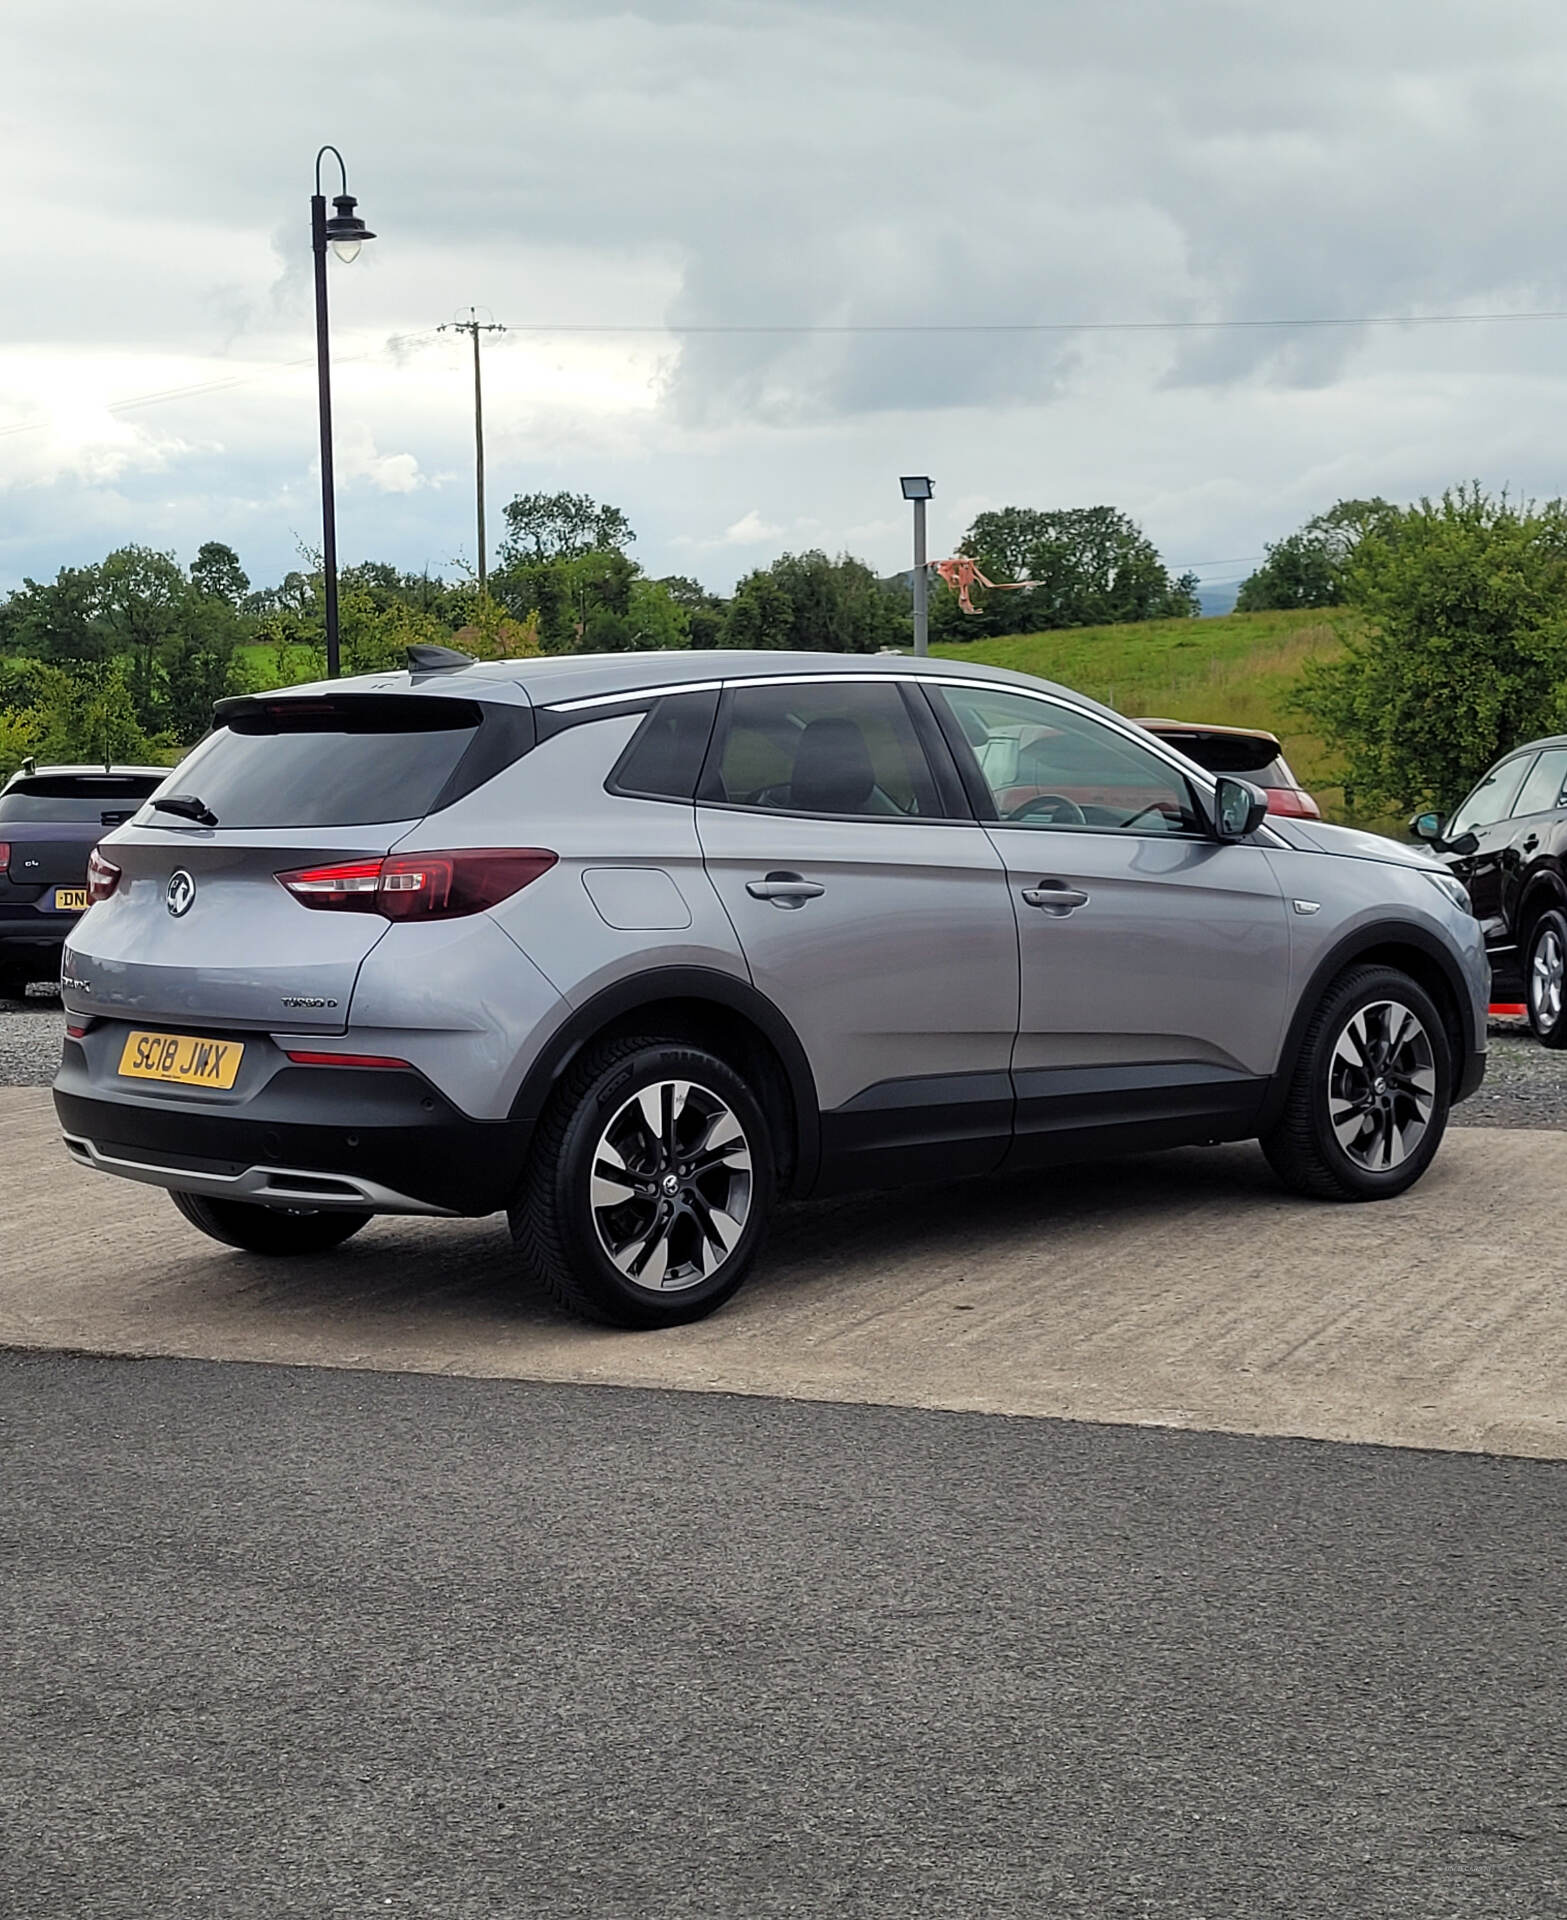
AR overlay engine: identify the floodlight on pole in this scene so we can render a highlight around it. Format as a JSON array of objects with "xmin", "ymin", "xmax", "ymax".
[
  {"xmin": 900, "ymin": 476, "xmax": 934, "ymax": 653},
  {"xmin": 312, "ymin": 145, "xmax": 375, "ymax": 678}
]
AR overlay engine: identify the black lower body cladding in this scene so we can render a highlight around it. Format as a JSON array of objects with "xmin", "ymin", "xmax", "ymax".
[{"xmin": 53, "ymin": 1044, "xmax": 534, "ymax": 1216}]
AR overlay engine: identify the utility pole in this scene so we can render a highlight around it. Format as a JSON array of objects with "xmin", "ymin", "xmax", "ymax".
[{"xmin": 439, "ymin": 309, "xmax": 506, "ymax": 592}]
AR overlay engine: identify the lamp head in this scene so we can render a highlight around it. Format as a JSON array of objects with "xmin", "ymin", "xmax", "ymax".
[
  {"xmin": 325, "ymin": 193, "xmax": 374, "ymax": 263},
  {"xmin": 899, "ymin": 475, "xmax": 933, "ymax": 501}
]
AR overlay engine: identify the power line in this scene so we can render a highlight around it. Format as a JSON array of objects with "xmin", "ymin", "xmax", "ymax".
[
  {"xmin": 499, "ymin": 308, "xmax": 1567, "ymax": 336},
  {"xmin": 0, "ymin": 329, "xmax": 444, "ymax": 441},
  {"xmin": 5, "ymin": 303, "xmax": 1566, "ymax": 444}
]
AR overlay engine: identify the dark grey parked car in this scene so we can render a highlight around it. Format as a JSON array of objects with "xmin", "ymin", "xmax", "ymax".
[
  {"xmin": 0, "ymin": 764, "xmax": 169, "ymax": 998},
  {"xmin": 54, "ymin": 649, "xmax": 1487, "ymax": 1327}
]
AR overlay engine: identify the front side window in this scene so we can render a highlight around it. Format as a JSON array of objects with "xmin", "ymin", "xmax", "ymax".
[
  {"xmin": 1510, "ymin": 747, "xmax": 1567, "ymax": 819},
  {"xmin": 1449, "ymin": 755, "xmax": 1535, "ymax": 838},
  {"xmin": 938, "ymin": 686, "xmax": 1202, "ymax": 834},
  {"xmin": 700, "ymin": 681, "xmax": 943, "ymax": 819}
]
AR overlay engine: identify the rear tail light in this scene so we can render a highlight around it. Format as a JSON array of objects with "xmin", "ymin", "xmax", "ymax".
[
  {"xmin": 86, "ymin": 848, "xmax": 122, "ymax": 904},
  {"xmin": 277, "ymin": 848, "xmax": 557, "ymax": 920},
  {"xmin": 0, "ymin": 842, "xmax": 9, "ymax": 873}
]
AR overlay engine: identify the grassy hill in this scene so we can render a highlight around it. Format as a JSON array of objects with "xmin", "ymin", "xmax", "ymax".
[{"xmin": 932, "ymin": 607, "xmax": 1358, "ymax": 823}]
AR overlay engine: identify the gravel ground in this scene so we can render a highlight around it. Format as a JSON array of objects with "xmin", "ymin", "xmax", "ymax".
[
  {"xmin": 5, "ymin": 997, "xmax": 1563, "ymax": 1123},
  {"xmin": 0, "ymin": 996, "xmax": 63, "ymax": 1088}
]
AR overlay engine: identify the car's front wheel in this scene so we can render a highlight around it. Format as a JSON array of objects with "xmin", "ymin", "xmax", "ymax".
[
  {"xmin": 511, "ymin": 1036, "xmax": 774, "ymax": 1328},
  {"xmin": 1525, "ymin": 909, "xmax": 1567, "ymax": 1048},
  {"xmin": 1262, "ymin": 964, "xmax": 1451, "ymax": 1200},
  {"xmin": 169, "ymin": 1191, "xmax": 372, "ymax": 1255}
]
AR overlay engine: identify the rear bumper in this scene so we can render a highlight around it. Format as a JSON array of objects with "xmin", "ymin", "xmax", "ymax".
[
  {"xmin": 0, "ymin": 905, "xmax": 73, "ymax": 963},
  {"xmin": 53, "ymin": 1043, "xmax": 533, "ymax": 1216}
]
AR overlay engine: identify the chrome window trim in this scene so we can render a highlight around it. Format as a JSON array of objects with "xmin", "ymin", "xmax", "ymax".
[{"xmin": 547, "ymin": 669, "xmax": 1285, "ymax": 844}]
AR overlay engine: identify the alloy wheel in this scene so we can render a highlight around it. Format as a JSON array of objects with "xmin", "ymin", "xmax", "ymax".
[
  {"xmin": 1532, "ymin": 925, "xmax": 1565, "ymax": 1030},
  {"xmin": 1327, "ymin": 999, "xmax": 1437, "ymax": 1173},
  {"xmin": 588, "ymin": 1079, "xmax": 754, "ymax": 1292}
]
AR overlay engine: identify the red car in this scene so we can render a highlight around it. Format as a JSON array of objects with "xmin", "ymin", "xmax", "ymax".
[{"xmin": 1134, "ymin": 719, "xmax": 1322, "ymax": 819}]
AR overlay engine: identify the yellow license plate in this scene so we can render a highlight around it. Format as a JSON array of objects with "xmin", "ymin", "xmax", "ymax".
[
  {"xmin": 54, "ymin": 888, "xmax": 89, "ymax": 912},
  {"xmin": 117, "ymin": 1030, "xmax": 244, "ymax": 1089}
]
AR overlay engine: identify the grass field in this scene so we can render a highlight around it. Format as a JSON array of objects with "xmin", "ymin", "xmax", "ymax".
[{"xmin": 932, "ymin": 607, "xmax": 1360, "ymax": 823}]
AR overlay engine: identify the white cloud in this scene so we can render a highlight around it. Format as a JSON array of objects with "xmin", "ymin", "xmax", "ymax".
[
  {"xmin": 720, "ymin": 509, "xmax": 782, "ymax": 546},
  {"xmin": 332, "ymin": 427, "xmax": 425, "ymax": 495},
  {"xmin": 8, "ymin": 0, "xmax": 1567, "ymax": 597}
]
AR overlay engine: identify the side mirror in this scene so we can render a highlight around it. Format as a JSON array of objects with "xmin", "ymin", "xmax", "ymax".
[
  {"xmin": 1410, "ymin": 811, "xmax": 1445, "ymax": 845},
  {"xmin": 1213, "ymin": 775, "xmax": 1268, "ymax": 840}
]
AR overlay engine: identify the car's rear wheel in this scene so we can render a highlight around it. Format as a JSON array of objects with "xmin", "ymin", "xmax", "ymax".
[
  {"xmin": 511, "ymin": 1035, "xmax": 773, "ymax": 1328},
  {"xmin": 1261, "ymin": 964, "xmax": 1451, "ymax": 1200},
  {"xmin": 1525, "ymin": 909, "xmax": 1567, "ymax": 1048},
  {"xmin": 169, "ymin": 1190, "xmax": 372, "ymax": 1255}
]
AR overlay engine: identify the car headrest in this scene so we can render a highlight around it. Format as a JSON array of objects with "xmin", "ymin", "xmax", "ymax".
[{"xmin": 789, "ymin": 716, "xmax": 876, "ymax": 814}]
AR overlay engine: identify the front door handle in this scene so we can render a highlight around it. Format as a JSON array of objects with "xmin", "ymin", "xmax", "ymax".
[
  {"xmin": 746, "ymin": 871, "xmax": 825, "ymax": 908},
  {"xmin": 1021, "ymin": 881, "xmax": 1090, "ymax": 915},
  {"xmin": 1522, "ymin": 834, "xmax": 1540, "ymax": 853}
]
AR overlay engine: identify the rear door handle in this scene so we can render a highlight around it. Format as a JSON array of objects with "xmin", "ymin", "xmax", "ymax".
[
  {"xmin": 1021, "ymin": 881, "xmax": 1090, "ymax": 915},
  {"xmin": 746, "ymin": 871, "xmax": 825, "ymax": 908}
]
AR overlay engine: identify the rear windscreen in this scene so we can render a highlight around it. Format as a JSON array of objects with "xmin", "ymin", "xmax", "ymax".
[
  {"xmin": 0, "ymin": 777, "xmax": 165, "ymax": 823},
  {"xmin": 168, "ymin": 695, "xmax": 531, "ymax": 829}
]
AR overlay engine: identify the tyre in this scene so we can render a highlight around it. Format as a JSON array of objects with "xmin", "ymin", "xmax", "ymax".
[
  {"xmin": 169, "ymin": 1190, "xmax": 372, "ymax": 1255},
  {"xmin": 1261, "ymin": 964, "xmax": 1451, "ymax": 1201},
  {"xmin": 511, "ymin": 1035, "xmax": 774, "ymax": 1329},
  {"xmin": 1525, "ymin": 909, "xmax": 1567, "ymax": 1049}
]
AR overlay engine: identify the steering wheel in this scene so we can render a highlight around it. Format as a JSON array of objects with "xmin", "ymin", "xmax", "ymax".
[
  {"xmin": 1118, "ymin": 801, "xmax": 1177, "ymax": 830},
  {"xmin": 1006, "ymin": 792, "xmax": 1086, "ymax": 825}
]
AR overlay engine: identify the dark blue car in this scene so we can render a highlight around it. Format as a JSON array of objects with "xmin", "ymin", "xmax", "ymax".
[{"xmin": 0, "ymin": 764, "xmax": 167, "ymax": 999}]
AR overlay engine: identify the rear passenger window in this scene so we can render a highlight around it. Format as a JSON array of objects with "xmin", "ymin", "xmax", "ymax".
[
  {"xmin": 700, "ymin": 682, "xmax": 943, "ymax": 819},
  {"xmin": 608, "ymin": 691, "xmax": 720, "ymax": 800}
]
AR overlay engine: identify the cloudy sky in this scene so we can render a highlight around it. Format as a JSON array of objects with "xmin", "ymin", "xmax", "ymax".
[{"xmin": 6, "ymin": 0, "xmax": 1567, "ymax": 604}]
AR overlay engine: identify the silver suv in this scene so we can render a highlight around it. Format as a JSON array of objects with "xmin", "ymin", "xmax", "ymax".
[{"xmin": 54, "ymin": 648, "xmax": 1487, "ymax": 1328}]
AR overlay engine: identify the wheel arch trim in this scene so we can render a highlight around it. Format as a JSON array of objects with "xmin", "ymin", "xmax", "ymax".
[
  {"xmin": 1261, "ymin": 920, "xmax": 1482, "ymax": 1130},
  {"xmin": 507, "ymin": 966, "xmax": 822, "ymax": 1190}
]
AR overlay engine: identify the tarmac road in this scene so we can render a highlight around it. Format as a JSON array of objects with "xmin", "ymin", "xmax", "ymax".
[{"xmin": 5, "ymin": 1348, "xmax": 1566, "ymax": 1920}]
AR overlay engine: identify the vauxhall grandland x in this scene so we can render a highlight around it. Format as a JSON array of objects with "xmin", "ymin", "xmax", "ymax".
[{"xmin": 53, "ymin": 648, "xmax": 1488, "ymax": 1328}]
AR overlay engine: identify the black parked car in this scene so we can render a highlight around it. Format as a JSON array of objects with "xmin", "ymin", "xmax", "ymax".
[
  {"xmin": 1412, "ymin": 735, "xmax": 1567, "ymax": 1044},
  {"xmin": 0, "ymin": 765, "xmax": 168, "ymax": 1000}
]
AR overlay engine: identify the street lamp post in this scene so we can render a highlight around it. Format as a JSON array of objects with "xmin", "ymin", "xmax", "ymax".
[
  {"xmin": 900, "ymin": 475, "xmax": 933, "ymax": 656},
  {"xmin": 311, "ymin": 146, "xmax": 375, "ymax": 678}
]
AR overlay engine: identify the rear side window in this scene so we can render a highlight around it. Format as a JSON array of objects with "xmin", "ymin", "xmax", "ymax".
[
  {"xmin": 172, "ymin": 694, "xmax": 532, "ymax": 829},
  {"xmin": 0, "ymin": 775, "xmax": 164, "ymax": 823},
  {"xmin": 608, "ymin": 690, "xmax": 720, "ymax": 800}
]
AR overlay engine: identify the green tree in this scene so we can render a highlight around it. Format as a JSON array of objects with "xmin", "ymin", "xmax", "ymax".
[
  {"xmin": 497, "ymin": 492, "xmax": 636, "ymax": 566},
  {"xmin": 943, "ymin": 506, "xmax": 1198, "ymax": 637},
  {"xmin": 656, "ymin": 575, "xmax": 727, "ymax": 648},
  {"xmin": 722, "ymin": 551, "xmax": 909, "ymax": 653},
  {"xmin": 1295, "ymin": 485, "xmax": 1567, "ymax": 815},
  {"xmin": 189, "ymin": 542, "xmax": 250, "ymax": 607},
  {"xmin": 1236, "ymin": 499, "xmax": 1395, "ymax": 612}
]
